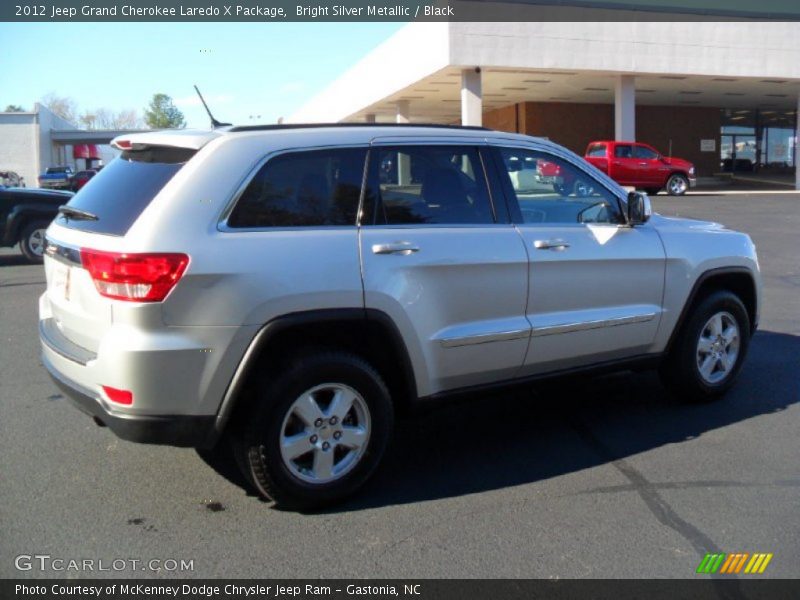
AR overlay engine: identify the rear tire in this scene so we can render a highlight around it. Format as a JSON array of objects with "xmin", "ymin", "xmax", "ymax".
[
  {"xmin": 19, "ymin": 220, "xmax": 49, "ymax": 264},
  {"xmin": 659, "ymin": 291, "xmax": 750, "ymax": 402},
  {"xmin": 232, "ymin": 351, "xmax": 393, "ymax": 511}
]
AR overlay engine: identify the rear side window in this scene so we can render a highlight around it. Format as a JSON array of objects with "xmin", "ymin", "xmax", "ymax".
[
  {"xmin": 227, "ymin": 148, "xmax": 367, "ymax": 228},
  {"xmin": 55, "ymin": 146, "xmax": 194, "ymax": 236},
  {"xmin": 614, "ymin": 144, "xmax": 633, "ymax": 158},
  {"xmin": 364, "ymin": 145, "xmax": 495, "ymax": 225},
  {"xmin": 586, "ymin": 144, "xmax": 606, "ymax": 157}
]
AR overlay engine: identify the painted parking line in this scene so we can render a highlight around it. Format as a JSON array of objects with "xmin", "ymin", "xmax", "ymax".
[{"xmin": 678, "ymin": 190, "xmax": 800, "ymax": 196}]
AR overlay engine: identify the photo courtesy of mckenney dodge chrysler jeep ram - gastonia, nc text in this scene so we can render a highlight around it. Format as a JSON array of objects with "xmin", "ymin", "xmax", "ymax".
[{"xmin": 39, "ymin": 124, "xmax": 760, "ymax": 510}]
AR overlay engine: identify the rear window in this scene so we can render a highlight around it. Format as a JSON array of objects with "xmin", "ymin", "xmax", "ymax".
[
  {"xmin": 54, "ymin": 146, "xmax": 195, "ymax": 236},
  {"xmin": 586, "ymin": 143, "xmax": 606, "ymax": 157}
]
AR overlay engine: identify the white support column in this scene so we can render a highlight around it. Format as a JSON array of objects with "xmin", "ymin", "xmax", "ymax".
[
  {"xmin": 796, "ymin": 93, "xmax": 799, "ymax": 190},
  {"xmin": 364, "ymin": 113, "xmax": 376, "ymax": 123},
  {"xmin": 396, "ymin": 100, "xmax": 410, "ymax": 124},
  {"xmin": 461, "ymin": 68, "xmax": 482, "ymax": 127},
  {"xmin": 395, "ymin": 101, "xmax": 411, "ymax": 184},
  {"xmin": 614, "ymin": 75, "xmax": 636, "ymax": 141}
]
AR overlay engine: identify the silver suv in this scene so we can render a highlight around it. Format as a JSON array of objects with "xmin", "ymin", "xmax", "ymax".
[{"xmin": 39, "ymin": 125, "xmax": 761, "ymax": 509}]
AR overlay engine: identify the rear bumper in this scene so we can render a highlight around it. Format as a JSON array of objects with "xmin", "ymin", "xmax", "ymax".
[
  {"xmin": 689, "ymin": 176, "xmax": 697, "ymax": 188},
  {"xmin": 39, "ymin": 181, "xmax": 70, "ymax": 189},
  {"xmin": 43, "ymin": 353, "xmax": 217, "ymax": 448}
]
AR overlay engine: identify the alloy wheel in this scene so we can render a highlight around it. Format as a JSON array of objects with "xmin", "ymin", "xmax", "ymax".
[
  {"xmin": 696, "ymin": 311, "xmax": 740, "ymax": 384},
  {"xmin": 27, "ymin": 229, "xmax": 46, "ymax": 257},
  {"xmin": 669, "ymin": 176, "xmax": 688, "ymax": 195},
  {"xmin": 278, "ymin": 383, "xmax": 371, "ymax": 484}
]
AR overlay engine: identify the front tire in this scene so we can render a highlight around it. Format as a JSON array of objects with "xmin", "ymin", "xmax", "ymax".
[
  {"xmin": 645, "ymin": 187, "xmax": 661, "ymax": 196},
  {"xmin": 660, "ymin": 291, "xmax": 750, "ymax": 402},
  {"xmin": 666, "ymin": 173, "xmax": 689, "ymax": 196},
  {"xmin": 19, "ymin": 220, "xmax": 49, "ymax": 264},
  {"xmin": 573, "ymin": 179, "xmax": 593, "ymax": 197},
  {"xmin": 233, "ymin": 351, "xmax": 393, "ymax": 511}
]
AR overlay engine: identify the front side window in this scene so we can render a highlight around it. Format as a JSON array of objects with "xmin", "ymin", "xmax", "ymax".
[
  {"xmin": 365, "ymin": 145, "xmax": 495, "ymax": 225},
  {"xmin": 227, "ymin": 147, "xmax": 367, "ymax": 228},
  {"xmin": 632, "ymin": 145, "xmax": 660, "ymax": 160},
  {"xmin": 496, "ymin": 147, "xmax": 623, "ymax": 225}
]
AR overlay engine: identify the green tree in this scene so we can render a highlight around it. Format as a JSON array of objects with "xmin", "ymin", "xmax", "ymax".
[
  {"xmin": 4, "ymin": 104, "xmax": 25, "ymax": 112},
  {"xmin": 144, "ymin": 93, "xmax": 186, "ymax": 129}
]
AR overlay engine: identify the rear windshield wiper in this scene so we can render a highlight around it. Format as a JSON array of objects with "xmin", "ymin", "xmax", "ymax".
[{"xmin": 58, "ymin": 205, "xmax": 99, "ymax": 221}]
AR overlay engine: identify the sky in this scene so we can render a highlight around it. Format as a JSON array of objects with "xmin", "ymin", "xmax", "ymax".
[{"xmin": 0, "ymin": 22, "xmax": 404, "ymax": 128}]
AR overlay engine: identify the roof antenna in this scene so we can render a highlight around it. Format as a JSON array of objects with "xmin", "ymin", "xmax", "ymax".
[{"xmin": 194, "ymin": 84, "xmax": 231, "ymax": 128}]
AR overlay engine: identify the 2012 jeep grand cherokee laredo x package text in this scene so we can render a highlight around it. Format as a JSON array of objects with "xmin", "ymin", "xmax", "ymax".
[{"xmin": 40, "ymin": 125, "xmax": 760, "ymax": 510}]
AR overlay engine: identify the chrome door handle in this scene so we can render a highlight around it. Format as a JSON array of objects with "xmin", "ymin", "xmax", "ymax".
[
  {"xmin": 533, "ymin": 239, "xmax": 570, "ymax": 251},
  {"xmin": 372, "ymin": 242, "xmax": 420, "ymax": 255}
]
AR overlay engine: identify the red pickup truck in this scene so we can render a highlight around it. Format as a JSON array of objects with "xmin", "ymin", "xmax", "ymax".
[{"xmin": 584, "ymin": 141, "xmax": 696, "ymax": 196}]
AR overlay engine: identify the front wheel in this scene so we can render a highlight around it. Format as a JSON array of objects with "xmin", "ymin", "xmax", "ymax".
[
  {"xmin": 666, "ymin": 174, "xmax": 689, "ymax": 196},
  {"xmin": 659, "ymin": 291, "xmax": 750, "ymax": 402},
  {"xmin": 19, "ymin": 220, "xmax": 49, "ymax": 264},
  {"xmin": 644, "ymin": 187, "xmax": 661, "ymax": 196},
  {"xmin": 233, "ymin": 351, "xmax": 393, "ymax": 511},
  {"xmin": 572, "ymin": 179, "xmax": 594, "ymax": 197}
]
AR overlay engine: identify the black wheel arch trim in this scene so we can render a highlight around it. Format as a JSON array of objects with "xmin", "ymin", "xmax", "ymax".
[
  {"xmin": 213, "ymin": 308, "xmax": 417, "ymax": 439},
  {"xmin": 665, "ymin": 266, "xmax": 758, "ymax": 354},
  {"xmin": 3, "ymin": 206, "xmax": 56, "ymax": 246}
]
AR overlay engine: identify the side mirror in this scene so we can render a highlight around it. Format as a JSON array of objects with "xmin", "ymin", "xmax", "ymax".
[{"xmin": 627, "ymin": 191, "xmax": 652, "ymax": 224}]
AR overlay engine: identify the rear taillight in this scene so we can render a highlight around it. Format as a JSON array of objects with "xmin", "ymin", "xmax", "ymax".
[{"xmin": 80, "ymin": 249, "xmax": 189, "ymax": 302}]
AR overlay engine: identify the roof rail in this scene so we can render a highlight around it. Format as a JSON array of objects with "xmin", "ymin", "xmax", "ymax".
[{"xmin": 227, "ymin": 123, "xmax": 491, "ymax": 133}]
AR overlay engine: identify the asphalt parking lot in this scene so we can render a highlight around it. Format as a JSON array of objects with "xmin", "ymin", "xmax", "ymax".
[{"xmin": 1, "ymin": 191, "xmax": 798, "ymax": 579}]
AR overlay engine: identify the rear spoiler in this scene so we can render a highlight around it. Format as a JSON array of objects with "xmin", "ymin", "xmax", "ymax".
[{"xmin": 111, "ymin": 129, "xmax": 221, "ymax": 152}]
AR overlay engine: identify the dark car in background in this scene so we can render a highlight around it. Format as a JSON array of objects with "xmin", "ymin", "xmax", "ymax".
[
  {"xmin": 0, "ymin": 187, "xmax": 73, "ymax": 263},
  {"xmin": 71, "ymin": 169, "xmax": 97, "ymax": 191}
]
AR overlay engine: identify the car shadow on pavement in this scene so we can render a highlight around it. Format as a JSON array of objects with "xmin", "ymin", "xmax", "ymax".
[
  {"xmin": 198, "ymin": 330, "xmax": 799, "ymax": 512},
  {"xmin": 0, "ymin": 253, "xmax": 31, "ymax": 267}
]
